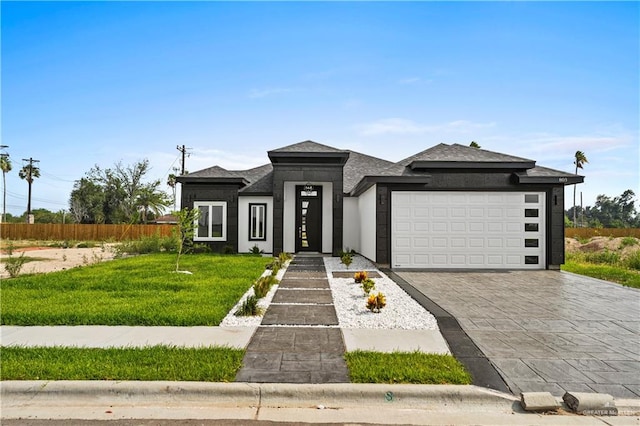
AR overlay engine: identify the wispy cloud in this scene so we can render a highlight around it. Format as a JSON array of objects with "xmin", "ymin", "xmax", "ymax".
[
  {"xmin": 247, "ymin": 87, "xmax": 293, "ymax": 99},
  {"xmin": 357, "ymin": 118, "xmax": 496, "ymax": 136}
]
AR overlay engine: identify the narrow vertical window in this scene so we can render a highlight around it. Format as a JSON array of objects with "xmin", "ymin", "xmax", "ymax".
[{"xmin": 249, "ymin": 203, "xmax": 267, "ymax": 241}]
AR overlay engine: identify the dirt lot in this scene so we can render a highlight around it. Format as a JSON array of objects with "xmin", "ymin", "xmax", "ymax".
[
  {"xmin": 0, "ymin": 245, "xmax": 116, "ymax": 279},
  {"xmin": 565, "ymin": 236, "xmax": 639, "ymax": 258}
]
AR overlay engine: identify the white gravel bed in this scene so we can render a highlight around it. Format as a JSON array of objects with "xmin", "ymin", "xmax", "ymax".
[
  {"xmin": 220, "ymin": 264, "xmax": 287, "ymax": 327},
  {"xmin": 324, "ymin": 256, "xmax": 438, "ymax": 330}
]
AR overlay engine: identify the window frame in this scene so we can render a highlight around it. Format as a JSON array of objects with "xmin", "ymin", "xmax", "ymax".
[
  {"xmin": 248, "ymin": 203, "xmax": 267, "ymax": 241},
  {"xmin": 193, "ymin": 201, "xmax": 227, "ymax": 242}
]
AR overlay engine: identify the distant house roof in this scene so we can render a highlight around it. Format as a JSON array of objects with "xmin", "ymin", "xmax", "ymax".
[
  {"xmin": 154, "ymin": 214, "xmax": 178, "ymax": 224},
  {"xmin": 181, "ymin": 140, "xmax": 583, "ymax": 195}
]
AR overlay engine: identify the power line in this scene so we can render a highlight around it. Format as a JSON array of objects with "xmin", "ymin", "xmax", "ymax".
[{"xmin": 176, "ymin": 145, "xmax": 192, "ymax": 175}]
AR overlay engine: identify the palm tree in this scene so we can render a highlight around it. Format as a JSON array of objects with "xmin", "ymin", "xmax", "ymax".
[
  {"xmin": 136, "ymin": 186, "xmax": 170, "ymax": 224},
  {"xmin": 0, "ymin": 155, "xmax": 12, "ymax": 222},
  {"xmin": 19, "ymin": 161, "xmax": 41, "ymax": 222},
  {"xmin": 573, "ymin": 151, "xmax": 588, "ymax": 227}
]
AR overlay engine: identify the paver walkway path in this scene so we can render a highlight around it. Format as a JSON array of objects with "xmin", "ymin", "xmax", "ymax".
[{"xmin": 235, "ymin": 256, "xmax": 349, "ymax": 383}]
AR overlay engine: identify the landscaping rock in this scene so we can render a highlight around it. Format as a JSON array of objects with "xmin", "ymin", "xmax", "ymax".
[
  {"xmin": 520, "ymin": 392, "xmax": 560, "ymax": 411},
  {"xmin": 562, "ymin": 392, "xmax": 617, "ymax": 415}
]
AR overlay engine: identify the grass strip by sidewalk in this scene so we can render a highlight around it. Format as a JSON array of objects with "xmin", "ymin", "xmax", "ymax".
[
  {"xmin": 1, "ymin": 346, "xmax": 244, "ymax": 382},
  {"xmin": 345, "ymin": 351, "xmax": 472, "ymax": 385},
  {"xmin": 561, "ymin": 261, "xmax": 640, "ymax": 289},
  {"xmin": 1, "ymin": 253, "xmax": 267, "ymax": 326}
]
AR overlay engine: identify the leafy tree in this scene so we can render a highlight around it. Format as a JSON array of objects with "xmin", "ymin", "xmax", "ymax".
[
  {"xmin": 572, "ymin": 150, "xmax": 588, "ymax": 227},
  {"xmin": 1, "ymin": 155, "xmax": 11, "ymax": 222},
  {"xmin": 69, "ymin": 160, "xmax": 170, "ymax": 224},
  {"xmin": 469, "ymin": 141, "xmax": 481, "ymax": 148},
  {"xmin": 566, "ymin": 189, "xmax": 640, "ymax": 228}
]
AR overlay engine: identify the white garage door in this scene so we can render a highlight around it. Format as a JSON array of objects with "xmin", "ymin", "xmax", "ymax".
[{"xmin": 392, "ymin": 191, "xmax": 545, "ymax": 269}]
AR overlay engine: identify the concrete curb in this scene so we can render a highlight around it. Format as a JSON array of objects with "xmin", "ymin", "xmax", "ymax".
[{"xmin": 1, "ymin": 381, "xmax": 517, "ymax": 410}]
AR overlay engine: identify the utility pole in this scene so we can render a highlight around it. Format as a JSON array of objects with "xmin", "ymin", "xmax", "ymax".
[
  {"xmin": 22, "ymin": 157, "xmax": 40, "ymax": 223},
  {"xmin": 176, "ymin": 145, "xmax": 191, "ymax": 175},
  {"xmin": 0, "ymin": 145, "xmax": 9, "ymax": 223}
]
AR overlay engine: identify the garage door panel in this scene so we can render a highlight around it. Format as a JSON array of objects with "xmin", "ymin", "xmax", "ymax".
[{"xmin": 392, "ymin": 191, "xmax": 545, "ymax": 269}]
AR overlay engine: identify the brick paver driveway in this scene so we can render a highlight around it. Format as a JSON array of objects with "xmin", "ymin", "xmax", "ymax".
[{"xmin": 398, "ymin": 270, "xmax": 640, "ymax": 398}]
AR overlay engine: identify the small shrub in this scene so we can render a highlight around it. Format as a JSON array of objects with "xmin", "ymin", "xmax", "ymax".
[
  {"xmin": 249, "ymin": 245, "xmax": 263, "ymax": 255},
  {"xmin": 341, "ymin": 252, "xmax": 353, "ymax": 269},
  {"xmin": 234, "ymin": 295, "xmax": 263, "ymax": 316},
  {"xmin": 4, "ymin": 252, "xmax": 26, "ymax": 278},
  {"xmin": 76, "ymin": 242, "xmax": 97, "ymax": 249},
  {"xmin": 189, "ymin": 243, "xmax": 212, "ymax": 254},
  {"xmin": 266, "ymin": 258, "xmax": 282, "ymax": 274},
  {"xmin": 223, "ymin": 245, "xmax": 235, "ymax": 254},
  {"xmin": 625, "ymin": 250, "xmax": 640, "ymax": 271},
  {"xmin": 278, "ymin": 252, "xmax": 292, "ymax": 263},
  {"xmin": 354, "ymin": 271, "xmax": 368, "ymax": 283},
  {"xmin": 575, "ymin": 236, "xmax": 590, "ymax": 244},
  {"xmin": 253, "ymin": 275, "xmax": 278, "ymax": 298},
  {"xmin": 361, "ymin": 278, "xmax": 375, "ymax": 295},
  {"xmin": 584, "ymin": 249, "xmax": 620, "ymax": 265},
  {"xmin": 620, "ymin": 237, "xmax": 638, "ymax": 249},
  {"xmin": 366, "ymin": 292, "xmax": 386, "ymax": 313}
]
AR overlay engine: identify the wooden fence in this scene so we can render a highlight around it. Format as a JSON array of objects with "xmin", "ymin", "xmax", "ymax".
[
  {"xmin": 0, "ymin": 223, "xmax": 176, "ymax": 241},
  {"xmin": 565, "ymin": 228, "xmax": 640, "ymax": 239}
]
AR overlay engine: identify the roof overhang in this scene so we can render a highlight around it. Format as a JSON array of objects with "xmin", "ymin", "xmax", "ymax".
[
  {"xmin": 409, "ymin": 160, "xmax": 536, "ymax": 170},
  {"xmin": 350, "ymin": 175, "xmax": 433, "ymax": 196},
  {"xmin": 175, "ymin": 176, "xmax": 249, "ymax": 186},
  {"xmin": 515, "ymin": 172, "xmax": 584, "ymax": 185},
  {"xmin": 268, "ymin": 151, "xmax": 350, "ymax": 165}
]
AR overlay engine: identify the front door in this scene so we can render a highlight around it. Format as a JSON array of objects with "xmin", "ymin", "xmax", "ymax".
[{"xmin": 295, "ymin": 185, "xmax": 323, "ymax": 252}]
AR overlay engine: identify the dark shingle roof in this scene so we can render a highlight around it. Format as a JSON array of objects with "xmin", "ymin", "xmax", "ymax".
[
  {"xmin": 269, "ymin": 140, "xmax": 348, "ymax": 154},
  {"xmin": 343, "ymin": 150, "xmax": 396, "ymax": 193},
  {"xmin": 185, "ymin": 165, "xmax": 244, "ymax": 179},
  {"xmin": 397, "ymin": 143, "xmax": 535, "ymax": 168}
]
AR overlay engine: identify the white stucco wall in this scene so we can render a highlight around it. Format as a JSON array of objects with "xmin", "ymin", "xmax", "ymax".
[
  {"xmin": 342, "ymin": 196, "xmax": 360, "ymax": 253},
  {"xmin": 238, "ymin": 196, "xmax": 274, "ymax": 254},
  {"xmin": 283, "ymin": 182, "xmax": 333, "ymax": 253},
  {"xmin": 358, "ymin": 184, "xmax": 377, "ymax": 262}
]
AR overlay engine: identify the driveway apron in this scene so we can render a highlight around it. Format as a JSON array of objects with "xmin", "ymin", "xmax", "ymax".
[
  {"xmin": 235, "ymin": 256, "xmax": 349, "ymax": 383},
  {"xmin": 397, "ymin": 271, "xmax": 640, "ymax": 398}
]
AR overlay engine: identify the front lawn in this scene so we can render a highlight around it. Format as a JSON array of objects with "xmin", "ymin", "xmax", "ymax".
[
  {"xmin": 345, "ymin": 351, "xmax": 472, "ymax": 385},
  {"xmin": 561, "ymin": 261, "xmax": 640, "ymax": 289},
  {"xmin": 0, "ymin": 346, "xmax": 244, "ymax": 381},
  {"xmin": 1, "ymin": 253, "xmax": 267, "ymax": 326}
]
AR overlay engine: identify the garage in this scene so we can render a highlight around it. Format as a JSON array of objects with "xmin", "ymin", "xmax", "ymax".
[{"xmin": 391, "ymin": 191, "xmax": 545, "ymax": 269}]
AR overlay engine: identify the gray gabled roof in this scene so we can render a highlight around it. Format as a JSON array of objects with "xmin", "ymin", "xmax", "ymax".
[
  {"xmin": 397, "ymin": 143, "xmax": 536, "ymax": 169},
  {"xmin": 269, "ymin": 140, "xmax": 348, "ymax": 154},
  {"xmin": 343, "ymin": 150, "xmax": 396, "ymax": 193},
  {"xmin": 181, "ymin": 141, "xmax": 583, "ymax": 195}
]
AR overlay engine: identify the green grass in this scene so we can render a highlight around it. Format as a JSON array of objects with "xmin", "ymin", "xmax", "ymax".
[
  {"xmin": 345, "ymin": 351, "xmax": 472, "ymax": 385},
  {"xmin": 1, "ymin": 253, "xmax": 267, "ymax": 326},
  {"xmin": 562, "ymin": 261, "xmax": 640, "ymax": 289},
  {"xmin": 0, "ymin": 346, "xmax": 244, "ymax": 381}
]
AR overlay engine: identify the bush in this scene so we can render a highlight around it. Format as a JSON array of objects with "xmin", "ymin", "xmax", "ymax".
[
  {"xmin": 366, "ymin": 292, "xmax": 386, "ymax": 313},
  {"xmin": 625, "ymin": 250, "xmax": 640, "ymax": 270},
  {"xmin": 620, "ymin": 237, "xmax": 639, "ymax": 249},
  {"xmin": 340, "ymin": 252, "xmax": 353, "ymax": 269},
  {"xmin": 253, "ymin": 275, "xmax": 278, "ymax": 298},
  {"xmin": 278, "ymin": 252, "xmax": 292, "ymax": 263},
  {"xmin": 584, "ymin": 249, "xmax": 620, "ymax": 265},
  {"xmin": 361, "ymin": 278, "xmax": 375, "ymax": 295},
  {"xmin": 4, "ymin": 253, "xmax": 26, "ymax": 278},
  {"xmin": 223, "ymin": 245, "xmax": 235, "ymax": 254},
  {"xmin": 234, "ymin": 296, "xmax": 263, "ymax": 316},
  {"xmin": 116, "ymin": 233, "xmax": 178, "ymax": 255},
  {"xmin": 354, "ymin": 271, "xmax": 368, "ymax": 283},
  {"xmin": 249, "ymin": 245, "xmax": 263, "ymax": 255}
]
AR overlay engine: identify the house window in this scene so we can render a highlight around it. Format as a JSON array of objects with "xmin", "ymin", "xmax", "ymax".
[
  {"xmin": 249, "ymin": 203, "xmax": 267, "ymax": 241},
  {"xmin": 194, "ymin": 201, "xmax": 227, "ymax": 241}
]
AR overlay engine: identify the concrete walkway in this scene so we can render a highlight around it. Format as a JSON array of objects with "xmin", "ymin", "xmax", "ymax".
[
  {"xmin": 235, "ymin": 256, "xmax": 350, "ymax": 383},
  {"xmin": 396, "ymin": 270, "xmax": 640, "ymax": 399}
]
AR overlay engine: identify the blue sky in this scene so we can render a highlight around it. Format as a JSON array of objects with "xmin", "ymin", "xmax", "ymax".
[{"xmin": 2, "ymin": 1, "xmax": 638, "ymax": 216}]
